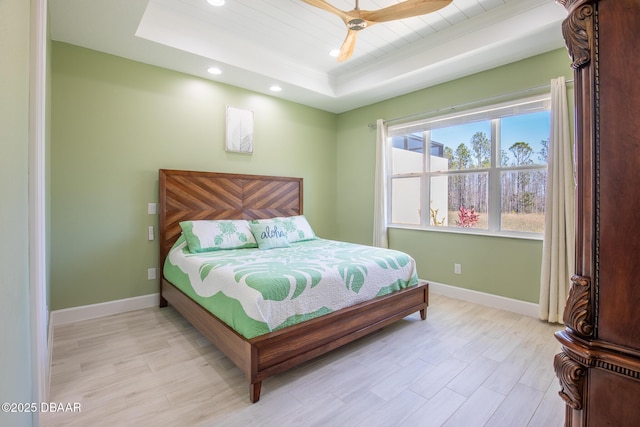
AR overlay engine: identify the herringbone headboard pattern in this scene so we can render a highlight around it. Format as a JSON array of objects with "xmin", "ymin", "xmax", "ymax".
[{"xmin": 159, "ymin": 169, "xmax": 303, "ymax": 263}]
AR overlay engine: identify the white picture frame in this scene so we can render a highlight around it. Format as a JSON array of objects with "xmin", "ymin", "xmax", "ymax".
[{"xmin": 225, "ymin": 106, "xmax": 254, "ymax": 154}]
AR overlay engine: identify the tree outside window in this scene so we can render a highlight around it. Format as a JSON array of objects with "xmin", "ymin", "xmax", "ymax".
[{"xmin": 388, "ymin": 96, "xmax": 550, "ymax": 236}]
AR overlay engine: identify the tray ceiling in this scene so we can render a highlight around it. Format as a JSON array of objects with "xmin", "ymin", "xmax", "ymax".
[{"xmin": 50, "ymin": 0, "xmax": 567, "ymax": 113}]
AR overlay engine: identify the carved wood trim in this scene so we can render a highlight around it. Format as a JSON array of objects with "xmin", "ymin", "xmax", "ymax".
[
  {"xmin": 597, "ymin": 361, "xmax": 640, "ymax": 381},
  {"xmin": 563, "ymin": 275, "xmax": 594, "ymax": 338},
  {"xmin": 554, "ymin": 352, "xmax": 586, "ymax": 410},
  {"xmin": 556, "ymin": 329, "xmax": 640, "ymax": 381},
  {"xmin": 560, "ymin": 2, "xmax": 594, "ymax": 69}
]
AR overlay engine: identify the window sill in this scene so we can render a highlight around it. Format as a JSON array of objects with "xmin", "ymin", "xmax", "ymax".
[{"xmin": 388, "ymin": 224, "xmax": 544, "ymax": 241}]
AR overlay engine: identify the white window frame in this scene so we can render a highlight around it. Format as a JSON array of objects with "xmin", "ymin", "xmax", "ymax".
[{"xmin": 386, "ymin": 94, "xmax": 551, "ymax": 238}]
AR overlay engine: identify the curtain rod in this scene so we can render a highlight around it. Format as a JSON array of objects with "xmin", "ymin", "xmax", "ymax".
[{"xmin": 368, "ymin": 78, "xmax": 574, "ymax": 130}]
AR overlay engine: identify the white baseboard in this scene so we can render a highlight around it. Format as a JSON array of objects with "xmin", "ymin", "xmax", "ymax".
[
  {"xmin": 51, "ymin": 293, "xmax": 160, "ymax": 326},
  {"xmin": 427, "ymin": 280, "xmax": 539, "ymax": 319}
]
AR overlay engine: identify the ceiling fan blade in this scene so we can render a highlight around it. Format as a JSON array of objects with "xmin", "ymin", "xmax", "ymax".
[
  {"xmin": 337, "ymin": 29, "xmax": 359, "ymax": 62},
  {"xmin": 299, "ymin": 0, "xmax": 351, "ymax": 22},
  {"xmin": 361, "ymin": 0, "xmax": 452, "ymax": 23}
]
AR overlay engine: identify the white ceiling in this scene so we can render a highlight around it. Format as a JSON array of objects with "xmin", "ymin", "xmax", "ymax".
[{"xmin": 49, "ymin": 0, "xmax": 568, "ymax": 113}]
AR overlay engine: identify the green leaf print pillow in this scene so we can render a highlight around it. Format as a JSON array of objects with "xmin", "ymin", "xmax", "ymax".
[
  {"xmin": 179, "ymin": 220, "xmax": 258, "ymax": 253},
  {"xmin": 249, "ymin": 222, "xmax": 291, "ymax": 250},
  {"xmin": 251, "ymin": 215, "xmax": 316, "ymax": 243}
]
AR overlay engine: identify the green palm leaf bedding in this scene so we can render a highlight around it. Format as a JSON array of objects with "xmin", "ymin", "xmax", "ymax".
[{"xmin": 163, "ymin": 236, "xmax": 419, "ymax": 339}]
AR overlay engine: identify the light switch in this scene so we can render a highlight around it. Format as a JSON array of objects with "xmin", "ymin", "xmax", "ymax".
[{"xmin": 148, "ymin": 203, "xmax": 157, "ymax": 215}]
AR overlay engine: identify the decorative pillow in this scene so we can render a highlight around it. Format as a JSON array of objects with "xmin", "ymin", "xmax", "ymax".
[
  {"xmin": 251, "ymin": 215, "xmax": 316, "ymax": 243},
  {"xmin": 249, "ymin": 222, "xmax": 290, "ymax": 250},
  {"xmin": 179, "ymin": 220, "xmax": 257, "ymax": 253}
]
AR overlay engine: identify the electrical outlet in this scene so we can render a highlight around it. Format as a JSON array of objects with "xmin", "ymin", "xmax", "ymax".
[
  {"xmin": 454, "ymin": 263, "xmax": 462, "ymax": 275},
  {"xmin": 147, "ymin": 268, "xmax": 157, "ymax": 280}
]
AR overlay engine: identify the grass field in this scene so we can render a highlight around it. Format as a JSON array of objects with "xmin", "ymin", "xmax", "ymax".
[
  {"xmin": 501, "ymin": 212, "xmax": 545, "ymax": 233},
  {"xmin": 447, "ymin": 211, "xmax": 545, "ymax": 233}
]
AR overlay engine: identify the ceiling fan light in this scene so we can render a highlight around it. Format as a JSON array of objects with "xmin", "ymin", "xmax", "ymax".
[
  {"xmin": 206, "ymin": 0, "xmax": 225, "ymax": 6},
  {"xmin": 329, "ymin": 49, "xmax": 340, "ymax": 58}
]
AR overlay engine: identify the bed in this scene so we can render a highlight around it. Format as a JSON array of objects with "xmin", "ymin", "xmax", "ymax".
[{"xmin": 158, "ymin": 169, "xmax": 429, "ymax": 402}]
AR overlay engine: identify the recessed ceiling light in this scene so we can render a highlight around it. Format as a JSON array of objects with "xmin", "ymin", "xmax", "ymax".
[
  {"xmin": 329, "ymin": 49, "xmax": 340, "ymax": 58},
  {"xmin": 270, "ymin": 85, "xmax": 282, "ymax": 92},
  {"xmin": 206, "ymin": 0, "xmax": 225, "ymax": 6},
  {"xmin": 207, "ymin": 67, "xmax": 222, "ymax": 75}
]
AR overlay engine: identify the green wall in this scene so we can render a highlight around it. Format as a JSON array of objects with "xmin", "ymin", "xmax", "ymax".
[
  {"xmin": 0, "ymin": 0, "xmax": 33, "ymax": 425},
  {"xmin": 51, "ymin": 42, "xmax": 338, "ymax": 310},
  {"xmin": 335, "ymin": 48, "xmax": 574, "ymax": 303},
  {"xmin": 51, "ymin": 43, "xmax": 574, "ymax": 309}
]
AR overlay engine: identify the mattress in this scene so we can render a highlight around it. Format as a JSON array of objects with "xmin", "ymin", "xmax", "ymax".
[{"xmin": 163, "ymin": 236, "xmax": 419, "ymax": 339}]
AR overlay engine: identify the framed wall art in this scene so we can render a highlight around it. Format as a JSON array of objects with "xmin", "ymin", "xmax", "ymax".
[{"xmin": 225, "ymin": 106, "xmax": 254, "ymax": 154}]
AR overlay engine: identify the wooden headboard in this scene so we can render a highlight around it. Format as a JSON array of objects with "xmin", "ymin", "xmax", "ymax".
[{"xmin": 158, "ymin": 169, "xmax": 303, "ymax": 265}]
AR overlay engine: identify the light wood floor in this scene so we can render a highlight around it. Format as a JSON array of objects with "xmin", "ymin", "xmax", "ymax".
[{"xmin": 43, "ymin": 293, "xmax": 565, "ymax": 427}]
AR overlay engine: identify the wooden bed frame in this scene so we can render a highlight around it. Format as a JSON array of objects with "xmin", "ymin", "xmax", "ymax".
[{"xmin": 158, "ymin": 169, "xmax": 429, "ymax": 402}]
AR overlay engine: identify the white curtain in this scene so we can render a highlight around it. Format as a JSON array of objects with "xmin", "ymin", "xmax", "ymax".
[
  {"xmin": 539, "ymin": 76, "xmax": 575, "ymax": 323},
  {"xmin": 373, "ymin": 119, "xmax": 389, "ymax": 248}
]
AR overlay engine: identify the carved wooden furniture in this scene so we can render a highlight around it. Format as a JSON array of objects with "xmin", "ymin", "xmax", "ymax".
[
  {"xmin": 554, "ymin": 1, "xmax": 640, "ymax": 425},
  {"xmin": 158, "ymin": 169, "xmax": 429, "ymax": 402}
]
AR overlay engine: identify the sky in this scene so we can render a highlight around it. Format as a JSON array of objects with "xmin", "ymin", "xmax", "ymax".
[{"xmin": 430, "ymin": 111, "xmax": 550, "ymax": 166}]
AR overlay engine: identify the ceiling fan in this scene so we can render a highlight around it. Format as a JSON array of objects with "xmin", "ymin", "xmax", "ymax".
[{"xmin": 300, "ymin": 0, "xmax": 453, "ymax": 62}]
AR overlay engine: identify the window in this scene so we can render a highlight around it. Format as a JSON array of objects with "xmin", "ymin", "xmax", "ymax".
[{"xmin": 387, "ymin": 95, "xmax": 550, "ymax": 236}]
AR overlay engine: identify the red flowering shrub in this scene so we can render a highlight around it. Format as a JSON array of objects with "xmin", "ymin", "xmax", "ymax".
[{"xmin": 455, "ymin": 206, "xmax": 480, "ymax": 228}]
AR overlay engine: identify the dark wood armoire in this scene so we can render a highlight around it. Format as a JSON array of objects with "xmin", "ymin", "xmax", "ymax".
[{"xmin": 554, "ymin": 0, "xmax": 640, "ymax": 425}]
